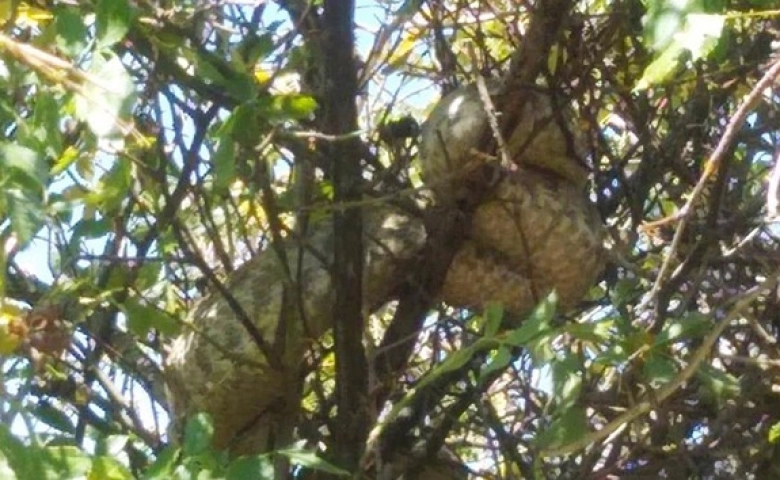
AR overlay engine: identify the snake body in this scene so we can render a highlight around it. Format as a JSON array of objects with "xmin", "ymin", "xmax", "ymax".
[
  {"xmin": 165, "ymin": 83, "xmax": 605, "ymax": 458},
  {"xmin": 422, "ymin": 82, "xmax": 604, "ymax": 316}
]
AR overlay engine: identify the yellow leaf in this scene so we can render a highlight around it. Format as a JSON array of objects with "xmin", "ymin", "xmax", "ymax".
[
  {"xmin": 0, "ymin": 300, "xmax": 29, "ymax": 355},
  {"xmin": 74, "ymin": 384, "xmax": 90, "ymax": 405},
  {"xmin": 19, "ymin": 3, "xmax": 52, "ymax": 19},
  {"xmin": 8, "ymin": 3, "xmax": 53, "ymax": 28},
  {"xmin": 253, "ymin": 68, "xmax": 272, "ymax": 85},
  {"xmin": 388, "ymin": 31, "xmax": 420, "ymax": 67},
  {"xmin": 0, "ymin": 1, "xmax": 11, "ymax": 26},
  {"xmin": 634, "ymin": 42, "xmax": 684, "ymax": 91},
  {"xmin": 52, "ymin": 146, "xmax": 80, "ymax": 176},
  {"xmin": 0, "ymin": 299, "xmax": 28, "ymax": 320}
]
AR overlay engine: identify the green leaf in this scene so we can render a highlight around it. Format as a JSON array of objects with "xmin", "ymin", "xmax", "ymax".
[
  {"xmin": 226, "ymin": 455, "xmax": 274, "ymax": 480},
  {"xmin": 414, "ymin": 340, "xmax": 492, "ymax": 392},
  {"xmin": 33, "ymin": 403, "xmax": 75, "ymax": 434},
  {"xmin": 480, "ymin": 346, "xmax": 513, "ymax": 379},
  {"xmin": 483, "ymin": 302, "xmax": 504, "ymax": 337},
  {"xmin": 74, "ymin": 53, "xmax": 136, "ymax": 138},
  {"xmin": 250, "ymin": 94, "xmax": 318, "ymax": 125},
  {"xmin": 96, "ymin": 0, "xmax": 133, "ymax": 48},
  {"xmin": 0, "ymin": 456, "xmax": 17, "ymax": 480},
  {"xmin": 183, "ymin": 413, "xmax": 214, "ymax": 456},
  {"xmin": 644, "ymin": 5, "xmax": 686, "ymax": 51},
  {"xmin": 28, "ymin": 94, "xmax": 63, "ymax": 157},
  {"xmin": 224, "ymin": 75, "xmax": 258, "ymax": 103},
  {"xmin": 637, "ymin": 8, "xmax": 725, "ymax": 92},
  {"xmin": 72, "ymin": 218, "xmax": 113, "ymax": 241},
  {"xmin": 535, "ymin": 406, "xmax": 589, "ymax": 450},
  {"xmin": 276, "ymin": 449, "xmax": 350, "ymax": 476},
  {"xmin": 695, "ymin": 364, "xmax": 741, "ymax": 401},
  {"xmin": 213, "ymin": 140, "xmax": 236, "ymax": 191},
  {"xmin": 0, "ymin": 142, "xmax": 48, "ymax": 188},
  {"xmin": 180, "ymin": 449, "xmax": 224, "ymax": 478},
  {"xmin": 564, "ymin": 318, "xmax": 614, "ymax": 344},
  {"xmin": 41, "ymin": 446, "xmax": 93, "ymax": 479},
  {"xmin": 676, "ymin": 14, "xmax": 725, "ymax": 61},
  {"xmin": 136, "ymin": 262, "xmax": 163, "ymax": 292},
  {"xmin": 142, "ymin": 447, "xmax": 179, "ymax": 480},
  {"xmin": 551, "ymin": 356, "xmax": 583, "ymax": 410},
  {"xmin": 88, "ymin": 456, "xmax": 133, "ymax": 480},
  {"xmin": 634, "ymin": 42, "xmax": 685, "ymax": 91},
  {"xmin": 123, "ymin": 297, "xmax": 178, "ymax": 337},
  {"xmin": 0, "ymin": 424, "xmax": 46, "ymax": 480},
  {"xmin": 54, "ymin": 8, "xmax": 88, "ymax": 56},
  {"xmin": 769, "ymin": 422, "xmax": 780, "ymax": 444},
  {"xmin": 233, "ymin": 33, "xmax": 276, "ymax": 70},
  {"xmin": 6, "ymin": 189, "xmax": 44, "ymax": 245},
  {"xmin": 103, "ymin": 265, "xmax": 133, "ymax": 292},
  {"xmin": 223, "ymin": 104, "xmax": 255, "ymax": 146},
  {"xmin": 610, "ymin": 277, "xmax": 641, "ymax": 308},
  {"xmin": 187, "ymin": 50, "xmax": 228, "ymax": 85},
  {"xmin": 320, "ymin": 181, "xmax": 335, "ymax": 201},
  {"xmin": 504, "ymin": 292, "xmax": 557, "ymax": 347},
  {"xmin": 657, "ymin": 321, "xmax": 685, "ymax": 345},
  {"xmin": 183, "ymin": 50, "xmax": 256, "ymax": 102},
  {"xmin": 592, "ymin": 343, "xmax": 630, "ymax": 368},
  {"xmin": 100, "ymin": 435, "xmax": 129, "ymax": 458},
  {"xmin": 85, "ymin": 160, "xmax": 132, "ymax": 215},
  {"xmin": 655, "ymin": 313, "xmax": 710, "ymax": 346},
  {"xmin": 642, "ymin": 354, "xmax": 677, "ymax": 388},
  {"xmin": 426, "ymin": 343, "xmax": 479, "ymax": 379},
  {"xmin": 271, "ymin": 95, "xmax": 317, "ymax": 120}
]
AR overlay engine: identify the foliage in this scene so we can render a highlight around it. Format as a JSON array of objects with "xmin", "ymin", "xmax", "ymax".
[{"xmin": 0, "ymin": 0, "xmax": 780, "ymax": 478}]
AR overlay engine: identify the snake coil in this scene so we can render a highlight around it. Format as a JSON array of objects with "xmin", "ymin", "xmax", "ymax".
[{"xmin": 165, "ymin": 82, "xmax": 605, "ymax": 465}]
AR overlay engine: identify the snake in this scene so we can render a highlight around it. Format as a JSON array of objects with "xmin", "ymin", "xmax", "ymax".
[{"xmin": 164, "ymin": 81, "xmax": 605, "ymax": 461}]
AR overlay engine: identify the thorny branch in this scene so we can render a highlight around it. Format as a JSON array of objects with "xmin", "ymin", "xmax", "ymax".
[
  {"xmin": 543, "ymin": 274, "xmax": 778, "ymax": 456},
  {"xmin": 641, "ymin": 56, "xmax": 780, "ymax": 310}
]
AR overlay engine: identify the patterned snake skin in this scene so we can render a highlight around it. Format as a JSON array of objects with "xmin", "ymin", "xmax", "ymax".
[
  {"xmin": 165, "ymin": 82, "xmax": 605, "ymax": 459},
  {"xmin": 421, "ymin": 82, "xmax": 604, "ymax": 316}
]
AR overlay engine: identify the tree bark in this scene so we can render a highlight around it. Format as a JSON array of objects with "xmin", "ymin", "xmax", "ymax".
[{"xmin": 322, "ymin": 0, "xmax": 368, "ymax": 472}]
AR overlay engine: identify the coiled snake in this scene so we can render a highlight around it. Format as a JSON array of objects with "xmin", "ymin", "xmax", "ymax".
[
  {"xmin": 421, "ymin": 82, "xmax": 603, "ymax": 316},
  {"xmin": 165, "ymin": 81, "xmax": 605, "ymax": 459}
]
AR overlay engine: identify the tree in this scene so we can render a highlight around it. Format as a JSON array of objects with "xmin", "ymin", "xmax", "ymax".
[{"xmin": 1, "ymin": 0, "xmax": 780, "ymax": 478}]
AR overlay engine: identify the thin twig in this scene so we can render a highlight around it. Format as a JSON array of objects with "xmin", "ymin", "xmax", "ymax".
[
  {"xmin": 282, "ymin": 129, "xmax": 363, "ymax": 141},
  {"xmin": 475, "ymin": 75, "xmax": 512, "ymax": 168},
  {"xmin": 641, "ymin": 57, "xmax": 780, "ymax": 309},
  {"xmin": 542, "ymin": 276, "xmax": 776, "ymax": 457}
]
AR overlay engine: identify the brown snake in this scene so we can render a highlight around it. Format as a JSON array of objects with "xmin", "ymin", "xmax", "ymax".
[{"xmin": 165, "ymin": 82, "xmax": 605, "ymax": 459}]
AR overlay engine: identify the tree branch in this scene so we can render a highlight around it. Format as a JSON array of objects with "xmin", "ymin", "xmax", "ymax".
[{"xmin": 322, "ymin": 0, "xmax": 367, "ymax": 472}]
